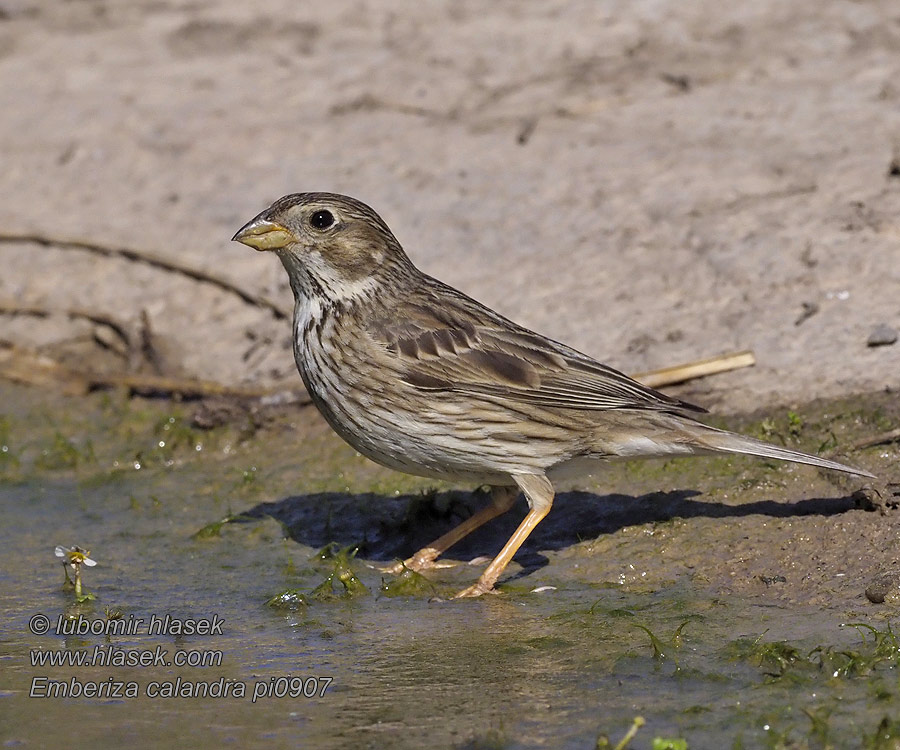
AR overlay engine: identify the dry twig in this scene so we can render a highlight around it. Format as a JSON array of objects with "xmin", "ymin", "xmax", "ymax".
[
  {"xmin": 631, "ymin": 350, "xmax": 756, "ymax": 388},
  {"xmin": 0, "ymin": 342, "xmax": 307, "ymax": 402},
  {"xmin": 0, "ymin": 299, "xmax": 133, "ymax": 351},
  {"xmin": 0, "ymin": 233, "xmax": 289, "ymax": 319},
  {"xmin": 846, "ymin": 428, "xmax": 900, "ymax": 452}
]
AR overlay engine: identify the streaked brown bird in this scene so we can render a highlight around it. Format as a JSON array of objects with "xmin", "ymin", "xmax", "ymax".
[{"xmin": 233, "ymin": 193, "xmax": 873, "ymax": 598}]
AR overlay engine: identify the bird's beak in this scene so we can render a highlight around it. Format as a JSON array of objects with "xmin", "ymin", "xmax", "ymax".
[{"xmin": 232, "ymin": 216, "xmax": 295, "ymax": 251}]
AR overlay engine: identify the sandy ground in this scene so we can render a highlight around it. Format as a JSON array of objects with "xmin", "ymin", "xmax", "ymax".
[{"xmin": 0, "ymin": 0, "xmax": 898, "ymax": 413}]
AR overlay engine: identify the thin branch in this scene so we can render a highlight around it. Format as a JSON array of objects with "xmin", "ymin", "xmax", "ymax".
[
  {"xmin": 0, "ymin": 300, "xmax": 133, "ymax": 351},
  {"xmin": 631, "ymin": 350, "xmax": 756, "ymax": 388},
  {"xmin": 0, "ymin": 342, "xmax": 308, "ymax": 402},
  {"xmin": 0, "ymin": 233, "xmax": 289, "ymax": 320},
  {"xmin": 846, "ymin": 428, "xmax": 900, "ymax": 452},
  {"xmin": 0, "ymin": 342, "xmax": 90, "ymax": 395},
  {"xmin": 92, "ymin": 372, "xmax": 309, "ymax": 401}
]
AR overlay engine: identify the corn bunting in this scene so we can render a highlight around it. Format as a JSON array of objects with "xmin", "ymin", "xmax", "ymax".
[{"xmin": 233, "ymin": 193, "xmax": 873, "ymax": 598}]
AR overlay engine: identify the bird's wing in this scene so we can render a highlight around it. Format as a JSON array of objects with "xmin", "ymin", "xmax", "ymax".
[{"xmin": 371, "ymin": 302, "xmax": 705, "ymax": 415}]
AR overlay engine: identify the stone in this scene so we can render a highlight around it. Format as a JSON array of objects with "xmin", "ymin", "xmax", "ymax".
[{"xmin": 867, "ymin": 324, "xmax": 898, "ymax": 347}]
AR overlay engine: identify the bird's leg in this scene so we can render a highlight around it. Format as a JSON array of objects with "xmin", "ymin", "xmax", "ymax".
[
  {"xmin": 382, "ymin": 485, "xmax": 519, "ymax": 574},
  {"xmin": 454, "ymin": 474, "xmax": 554, "ymax": 598}
]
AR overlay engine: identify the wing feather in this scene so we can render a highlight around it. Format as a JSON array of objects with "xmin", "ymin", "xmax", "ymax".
[{"xmin": 372, "ymin": 302, "xmax": 704, "ymax": 415}]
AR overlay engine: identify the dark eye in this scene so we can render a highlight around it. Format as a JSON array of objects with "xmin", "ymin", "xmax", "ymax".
[{"xmin": 309, "ymin": 210, "xmax": 335, "ymax": 230}]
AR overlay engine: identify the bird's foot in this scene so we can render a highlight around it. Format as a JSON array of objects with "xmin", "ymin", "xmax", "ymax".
[
  {"xmin": 452, "ymin": 581, "xmax": 500, "ymax": 599},
  {"xmin": 379, "ymin": 548, "xmax": 459, "ymax": 575}
]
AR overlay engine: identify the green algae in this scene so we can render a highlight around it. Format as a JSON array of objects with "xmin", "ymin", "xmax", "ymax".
[
  {"xmin": 265, "ymin": 588, "xmax": 309, "ymax": 611},
  {"xmin": 309, "ymin": 545, "xmax": 370, "ymax": 599},
  {"xmin": 379, "ymin": 563, "xmax": 436, "ymax": 597},
  {"xmin": 190, "ymin": 512, "xmax": 260, "ymax": 539}
]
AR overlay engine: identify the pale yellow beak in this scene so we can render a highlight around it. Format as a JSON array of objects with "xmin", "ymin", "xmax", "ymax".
[{"xmin": 232, "ymin": 217, "xmax": 295, "ymax": 251}]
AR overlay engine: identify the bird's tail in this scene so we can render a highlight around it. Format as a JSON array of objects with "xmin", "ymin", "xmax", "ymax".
[{"xmin": 690, "ymin": 423, "xmax": 875, "ymax": 478}]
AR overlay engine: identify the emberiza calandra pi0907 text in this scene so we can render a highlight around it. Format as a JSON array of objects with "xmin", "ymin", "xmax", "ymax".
[{"xmin": 233, "ymin": 193, "xmax": 872, "ymax": 598}]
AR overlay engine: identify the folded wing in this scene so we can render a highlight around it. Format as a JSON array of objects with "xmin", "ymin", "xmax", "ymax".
[{"xmin": 373, "ymin": 301, "xmax": 704, "ymax": 415}]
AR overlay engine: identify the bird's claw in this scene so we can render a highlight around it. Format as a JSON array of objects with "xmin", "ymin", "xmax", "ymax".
[
  {"xmin": 378, "ymin": 553, "xmax": 460, "ymax": 575},
  {"xmin": 452, "ymin": 582, "xmax": 500, "ymax": 599}
]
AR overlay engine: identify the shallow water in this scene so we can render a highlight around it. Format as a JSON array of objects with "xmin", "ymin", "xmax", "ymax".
[{"xmin": 1, "ymin": 383, "xmax": 898, "ymax": 748}]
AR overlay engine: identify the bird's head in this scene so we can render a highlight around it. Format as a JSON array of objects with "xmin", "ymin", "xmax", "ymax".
[{"xmin": 232, "ymin": 192, "xmax": 415, "ymax": 301}]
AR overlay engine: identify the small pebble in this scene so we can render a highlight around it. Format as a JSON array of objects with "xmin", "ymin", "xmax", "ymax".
[
  {"xmin": 865, "ymin": 570, "xmax": 900, "ymax": 604},
  {"xmin": 867, "ymin": 324, "xmax": 898, "ymax": 347}
]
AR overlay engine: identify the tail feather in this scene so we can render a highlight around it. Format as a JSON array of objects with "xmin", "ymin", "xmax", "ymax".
[{"xmin": 695, "ymin": 425, "xmax": 875, "ymax": 478}]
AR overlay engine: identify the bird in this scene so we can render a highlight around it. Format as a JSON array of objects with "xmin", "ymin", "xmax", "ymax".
[{"xmin": 232, "ymin": 192, "xmax": 874, "ymax": 598}]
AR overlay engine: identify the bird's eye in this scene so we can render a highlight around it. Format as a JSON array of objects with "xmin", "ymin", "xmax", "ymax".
[{"xmin": 309, "ymin": 210, "xmax": 335, "ymax": 230}]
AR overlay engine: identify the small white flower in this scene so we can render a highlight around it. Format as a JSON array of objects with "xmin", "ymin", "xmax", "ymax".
[{"xmin": 55, "ymin": 545, "xmax": 97, "ymax": 567}]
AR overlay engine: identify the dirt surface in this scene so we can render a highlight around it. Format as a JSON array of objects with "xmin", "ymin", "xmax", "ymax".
[{"xmin": 1, "ymin": 0, "xmax": 898, "ymax": 413}]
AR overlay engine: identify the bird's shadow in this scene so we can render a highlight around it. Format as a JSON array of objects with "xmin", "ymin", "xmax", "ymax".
[{"xmin": 242, "ymin": 487, "xmax": 861, "ymax": 570}]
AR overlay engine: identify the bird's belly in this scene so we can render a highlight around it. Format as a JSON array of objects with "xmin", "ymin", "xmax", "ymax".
[
  {"xmin": 317, "ymin": 392, "xmax": 521, "ymax": 482},
  {"xmin": 297, "ymin": 367, "xmax": 561, "ymax": 484},
  {"xmin": 295, "ymin": 360, "xmax": 501, "ymax": 483}
]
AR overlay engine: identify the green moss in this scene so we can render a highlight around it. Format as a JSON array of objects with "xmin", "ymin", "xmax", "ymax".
[
  {"xmin": 379, "ymin": 564, "xmax": 435, "ymax": 597},
  {"xmin": 726, "ymin": 622, "xmax": 900, "ymax": 685},
  {"xmin": 727, "ymin": 637, "xmax": 803, "ymax": 678},
  {"xmin": 34, "ymin": 431, "xmax": 92, "ymax": 471},
  {"xmin": 266, "ymin": 589, "xmax": 309, "ymax": 610},
  {"xmin": 310, "ymin": 545, "xmax": 370, "ymax": 600},
  {"xmin": 863, "ymin": 716, "xmax": 900, "ymax": 749},
  {"xmin": 191, "ymin": 513, "xmax": 257, "ymax": 539},
  {"xmin": 634, "ymin": 622, "xmax": 689, "ymax": 663}
]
